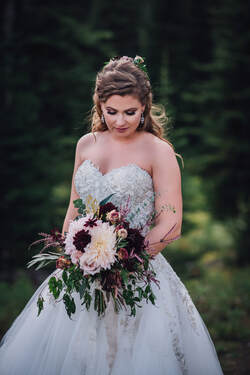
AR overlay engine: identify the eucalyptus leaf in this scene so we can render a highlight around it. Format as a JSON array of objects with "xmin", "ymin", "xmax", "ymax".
[{"xmin": 99, "ymin": 193, "xmax": 116, "ymax": 206}]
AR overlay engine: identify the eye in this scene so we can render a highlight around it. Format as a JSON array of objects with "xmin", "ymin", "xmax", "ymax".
[
  {"xmin": 126, "ymin": 111, "xmax": 136, "ymax": 116},
  {"xmin": 107, "ymin": 111, "xmax": 116, "ymax": 115}
]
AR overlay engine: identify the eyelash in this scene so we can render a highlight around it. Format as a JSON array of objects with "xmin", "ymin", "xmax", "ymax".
[{"xmin": 107, "ymin": 111, "xmax": 136, "ymax": 116}]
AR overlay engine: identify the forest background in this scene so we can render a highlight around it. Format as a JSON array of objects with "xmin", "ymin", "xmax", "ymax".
[{"xmin": 1, "ymin": 1, "xmax": 249, "ymax": 373}]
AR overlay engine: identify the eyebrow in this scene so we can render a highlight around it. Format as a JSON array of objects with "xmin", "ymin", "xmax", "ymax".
[{"xmin": 106, "ymin": 106, "xmax": 138, "ymax": 111}]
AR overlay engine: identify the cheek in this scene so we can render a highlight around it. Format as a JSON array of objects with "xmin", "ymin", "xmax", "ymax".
[
  {"xmin": 129, "ymin": 114, "xmax": 141, "ymax": 124},
  {"xmin": 105, "ymin": 115, "xmax": 116, "ymax": 123}
]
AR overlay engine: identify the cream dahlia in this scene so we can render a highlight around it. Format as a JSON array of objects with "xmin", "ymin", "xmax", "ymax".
[{"xmin": 79, "ymin": 222, "xmax": 117, "ymax": 275}]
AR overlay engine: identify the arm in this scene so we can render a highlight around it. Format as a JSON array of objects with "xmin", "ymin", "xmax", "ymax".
[
  {"xmin": 61, "ymin": 135, "xmax": 90, "ymax": 236},
  {"xmin": 144, "ymin": 142, "xmax": 183, "ymax": 256}
]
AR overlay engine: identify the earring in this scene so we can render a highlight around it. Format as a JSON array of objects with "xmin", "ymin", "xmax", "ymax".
[
  {"xmin": 140, "ymin": 112, "xmax": 144, "ymax": 125},
  {"xmin": 101, "ymin": 113, "xmax": 105, "ymax": 124}
]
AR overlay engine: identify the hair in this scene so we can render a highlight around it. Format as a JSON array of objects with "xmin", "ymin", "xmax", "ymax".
[{"xmin": 87, "ymin": 55, "xmax": 184, "ymax": 167}]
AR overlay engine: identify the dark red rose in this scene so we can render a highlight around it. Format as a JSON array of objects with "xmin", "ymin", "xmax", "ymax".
[
  {"xmin": 98, "ymin": 202, "xmax": 117, "ymax": 218},
  {"xmin": 73, "ymin": 229, "xmax": 91, "ymax": 252},
  {"xmin": 56, "ymin": 256, "xmax": 71, "ymax": 269}
]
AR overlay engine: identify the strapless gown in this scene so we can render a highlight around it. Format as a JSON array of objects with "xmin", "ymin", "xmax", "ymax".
[{"xmin": 0, "ymin": 159, "xmax": 224, "ymax": 374}]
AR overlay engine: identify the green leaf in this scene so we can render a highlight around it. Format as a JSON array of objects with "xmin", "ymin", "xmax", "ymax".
[
  {"xmin": 136, "ymin": 287, "xmax": 143, "ymax": 299},
  {"xmin": 37, "ymin": 296, "xmax": 44, "ymax": 316},
  {"xmin": 144, "ymin": 258, "xmax": 149, "ymax": 270},
  {"xmin": 94, "ymin": 288, "xmax": 100, "ymax": 311},
  {"xmin": 49, "ymin": 276, "xmax": 62, "ymax": 299},
  {"xmin": 73, "ymin": 198, "xmax": 84, "ymax": 208},
  {"xmin": 79, "ymin": 280, "xmax": 87, "ymax": 299},
  {"xmin": 62, "ymin": 270, "xmax": 68, "ymax": 284},
  {"xmin": 73, "ymin": 199, "xmax": 86, "ymax": 215},
  {"xmin": 130, "ymin": 305, "xmax": 136, "ymax": 317},
  {"xmin": 120, "ymin": 269, "xmax": 129, "ymax": 285},
  {"xmin": 99, "ymin": 194, "xmax": 116, "ymax": 206},
  {"xmin": 149, "ymin": 293, "xmax": 156, "ymax": 305},
  {"xmin": 85, "ymin": 293, "xmax": 92, "ymax": 310},
  {"xmin": 49, "ymin": 276, "xmax": 57, "ymax": 292},
  {"xmin": 63, "ymin": 294, "xmax": 76, "ymax": 318},
  {"xmin": 145, "ymin": 285, "xmax": 151, "ymax": 294}
]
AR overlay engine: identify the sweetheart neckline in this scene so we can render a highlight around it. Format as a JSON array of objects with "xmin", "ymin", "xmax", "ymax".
[{"xmin": 78, "ymin": 159, "xmax": 153, "ymax": 182}]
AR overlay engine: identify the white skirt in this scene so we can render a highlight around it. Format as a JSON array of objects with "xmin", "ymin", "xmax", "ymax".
[{"xmin": 0, "ymin": 253, "xmax": 224, "ymax": 375}]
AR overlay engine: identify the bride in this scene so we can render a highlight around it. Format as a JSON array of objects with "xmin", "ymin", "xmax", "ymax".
[{"xmin": 0, "ymin": 55, "xmax": 224, "ymax": 374}]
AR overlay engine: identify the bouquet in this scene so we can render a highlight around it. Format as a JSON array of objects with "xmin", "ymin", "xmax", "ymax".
[{"xmin": 27, "ymin": 193, "xmax": 162, "ymax": 319}]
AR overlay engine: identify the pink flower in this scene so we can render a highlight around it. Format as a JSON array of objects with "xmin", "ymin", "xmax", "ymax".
[
  {"xmin": 79, "ymin": 256, "xmax": 101, "ymax": 275},
  {"xmin": 106, "ymin": 210, "xmax": 121, "ymax": 223},
  {"xmin": 71, "ymin": 250, "xmax": 83, "ymax": 265},
  {"xmin": 117, "ymin": 228, "xmax": 128, "ymax": 239}
]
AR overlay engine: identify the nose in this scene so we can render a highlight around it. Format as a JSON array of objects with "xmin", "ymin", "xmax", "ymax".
[{"xmin": 116, "ymin": 114, "xmax": 126, "ymax": 126}]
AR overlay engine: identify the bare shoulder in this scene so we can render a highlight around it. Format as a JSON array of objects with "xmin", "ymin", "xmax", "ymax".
[
  {"xmin": 76, "ymin": 132, "xmax": 98, "ymax": 157},
  {"xmin": 146, "ymin": 134, "xmax": 180, "ymax": 176},
  {"xmin": 143, "ymin": 133, "xmax": 175, "ymax": 162},
  {"xmin": 77, "ymin": 132, "xmax": 96, "ymax": 149}
]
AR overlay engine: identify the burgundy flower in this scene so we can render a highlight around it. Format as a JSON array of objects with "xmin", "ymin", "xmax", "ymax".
[
  {"xmin": 123, "ymin": 258, "xmax": 137, "ymax": 272},
  {"xmin": 98, "ymin": 202, "xmax": 117, "ymax": 218},
  {"xmin": 100, "ymin": 270, "xmax": 122, "ymax": 292},
  {"xmin": 84, "ymin": 217, "xmax": 98, "ymax": 228},
  {"xmin": 56, "ymin": 256, "xmax": 71, "ymax": 269},
  {"xmin": 50, "ymin": 228, "xmax": 65, "ymax": 245},
  {"xmin": 73, "ymin": 229, "xmax": 91, "ymax": 252},
  {"xmin": 126, "ymin": 228, "xmax": 145, "ymax": 254},
  {"xmin": 117, "ymin": 247, "xmax": 129, "ymax": 260}
]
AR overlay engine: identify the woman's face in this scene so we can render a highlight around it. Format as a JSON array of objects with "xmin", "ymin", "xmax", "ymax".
[{"xmin": 100, "ymin": 95, "xmax": 145, "ymax": 138}]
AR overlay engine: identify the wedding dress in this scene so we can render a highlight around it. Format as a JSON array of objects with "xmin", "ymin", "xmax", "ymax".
[{"xmin": 0, "ymin": 159, "xmax": 224, "ymax": 375}]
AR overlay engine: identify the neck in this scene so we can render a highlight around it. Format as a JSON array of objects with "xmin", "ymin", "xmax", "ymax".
[{"xmin": 107, "ymin": 129, "xmax": 142, "ymax": 144}]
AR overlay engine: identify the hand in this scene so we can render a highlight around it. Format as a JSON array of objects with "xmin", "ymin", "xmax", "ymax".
[
  {"xmin": 143, "ymin": 238, "xmax": 158, "ymax": 257},
  {"xmin": 145, "ymin": 248, "xmax": 159, "ymax": 259}
]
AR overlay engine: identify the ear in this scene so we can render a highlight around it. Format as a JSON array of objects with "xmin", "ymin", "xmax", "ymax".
[
  {"xmin": 100, "ymin": 103, "xmax": 105, "ymax": 112},
  {"xmin": 142, "ymin": 104, "xmax": 146, "ymax": 112}
]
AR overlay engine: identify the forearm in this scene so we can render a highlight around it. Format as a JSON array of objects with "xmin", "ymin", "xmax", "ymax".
[
  {"xmin": 62, "ymin": 204, "xmax": 79, "ymax": 236},
  {"xmin": 144, "ymin": 222, "xmax": 181, "ymax": 256}
]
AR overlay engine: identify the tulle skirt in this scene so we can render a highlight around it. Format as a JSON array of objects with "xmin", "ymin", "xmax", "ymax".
[{"xmin": 0, "ymin": 253, "xmax": 224, "ymax": 375}]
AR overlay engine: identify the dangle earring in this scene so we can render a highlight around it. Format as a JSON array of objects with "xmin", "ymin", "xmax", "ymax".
[
  {"xmin": 101, "ymin": 113, "xmax": 105, "ymax": 124},
  {"xmin": 140, "ymin": 112, "xmax": 144, "ymax": 127}
]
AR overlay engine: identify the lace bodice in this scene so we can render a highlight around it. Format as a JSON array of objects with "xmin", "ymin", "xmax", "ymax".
[{"xmin": 74, "ymin": 159, "xmax": 155, "ymax": 236}]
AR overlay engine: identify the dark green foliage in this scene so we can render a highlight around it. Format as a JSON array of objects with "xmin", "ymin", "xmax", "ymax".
[
  {"xmin": 49, "ymin": 276, "xmax": 63, "ymax": 299},
  {"xmin": 73, "ymin": 199, "xmax": 86, "ymax": 215},
  {"xmin": 63, "ymin": 294, "xmax": 76, "ymax": 318},
  {"xmin": 37, "ymin": 296, "xmax": 44, "ymax": 317},
  {"xmin": 0, "ymin": 0, "xmax": 114, "ymax": 272}
]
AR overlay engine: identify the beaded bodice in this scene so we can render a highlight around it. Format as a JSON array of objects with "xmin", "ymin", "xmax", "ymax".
[{"xmin": 74, "ymin": 159, "xmax": 155, "ymax": 236}]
